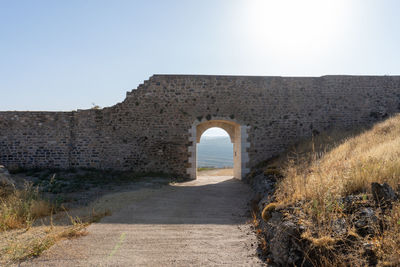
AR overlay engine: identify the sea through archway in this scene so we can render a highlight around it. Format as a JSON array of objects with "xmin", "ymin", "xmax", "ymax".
[
  {"xmin": 187, "ymin": 119, "xmax": 250, "ymax": 179},
  {"xmin": 197, "ymin": 127, "xmax": 233, "ymax": 176}
]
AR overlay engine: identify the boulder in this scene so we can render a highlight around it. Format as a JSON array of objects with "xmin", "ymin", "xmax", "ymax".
[
  {"xmin": 371, "ymin": 182, "xmax": 397, "ymax": 206},
  {"xmin": 268, "ymin": 220, "xmax": 305, "ymax": 266}
]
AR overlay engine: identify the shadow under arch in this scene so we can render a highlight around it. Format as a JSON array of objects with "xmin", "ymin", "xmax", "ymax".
[{"xmin": 187, "ymin": 118, "xmax": 250, "ymax": 180}]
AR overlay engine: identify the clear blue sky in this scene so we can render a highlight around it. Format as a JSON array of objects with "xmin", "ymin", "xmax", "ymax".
[{"xmin": 1, "ymin": 0, "xmax": 399, "ymax": 111}]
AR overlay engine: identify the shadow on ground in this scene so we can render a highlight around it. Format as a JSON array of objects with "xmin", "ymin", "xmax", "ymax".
[{"xmin": 96, "ymin": 175, "xmax": 252, "ymax": 225}]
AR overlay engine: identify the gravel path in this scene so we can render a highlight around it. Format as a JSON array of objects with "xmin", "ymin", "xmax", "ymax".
[{"xmin": 22, "ymin": 176, "xmax": 264, "ymax": 266}]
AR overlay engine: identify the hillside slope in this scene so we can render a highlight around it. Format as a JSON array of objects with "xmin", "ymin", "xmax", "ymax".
[{"xmin": 248, "ymin": 114, "xmax": 400, "ymax": 266}]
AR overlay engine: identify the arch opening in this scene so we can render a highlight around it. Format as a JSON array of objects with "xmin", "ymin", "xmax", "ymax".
[
  {"xmin": 197, "ymin": 127, "xmax": 233, "ymax": 176},
  {"xmin": 187, "ymin": 119, "xmax": 250, "ymax": 180}
]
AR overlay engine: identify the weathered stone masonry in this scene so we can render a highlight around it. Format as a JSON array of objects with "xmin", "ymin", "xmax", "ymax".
[{"xmin": 1, "ymin": 75, "xmax": 400, "ymax": 179}]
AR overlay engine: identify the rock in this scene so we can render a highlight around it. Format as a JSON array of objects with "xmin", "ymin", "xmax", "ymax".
[
  {"xmin": 354, "ymin": 207, "xmax": 377, "ymax": 237},
  {"xmin": 267, "ymin": 218, "xmax": 306, "ymax": 266},
  {"xmin": 331, "ymin": 218, "xmax": 347, "ymax": 235},
  {"xmin": 257, "ymin": 195, "xmax": 270, "ymax": 212},
  {"xmin": 362, "ymin": 242, "xmax": 378, "ymax": 266},
  {"xmin": 0, "ymin": 165, "xmax": 15, "ymax": 192},
  {"xmin": 251, "ymin": 173, "xmax": 275, "ymax": 197},
  {"xmin": 371, "ymin": 182, "xmax": 397, "ymax": 205}
]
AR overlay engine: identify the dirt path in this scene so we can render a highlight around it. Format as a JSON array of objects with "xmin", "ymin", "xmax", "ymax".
[{"xmin": 22, "ymin": 175, "xmax": 264, "ymax": 266}]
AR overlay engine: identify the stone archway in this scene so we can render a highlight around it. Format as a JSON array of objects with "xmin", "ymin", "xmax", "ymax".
[{"xmin": 187, "ymin": 118, "xmax": 250, "ymax": 180}]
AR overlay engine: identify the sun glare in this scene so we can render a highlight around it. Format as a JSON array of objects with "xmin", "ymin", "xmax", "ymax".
[{"xmin": 239, "ymin": 0, "xmax": 352, "ymax": 59}]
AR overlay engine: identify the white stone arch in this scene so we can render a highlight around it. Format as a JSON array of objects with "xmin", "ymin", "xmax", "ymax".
[{"xmin": 187, "ymin": 117, "xmax": 250, "ymax": 180}]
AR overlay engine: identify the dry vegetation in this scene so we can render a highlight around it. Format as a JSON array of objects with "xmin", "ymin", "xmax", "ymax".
[
  {"xmin": 0, "ymin": 169, "xmax": 174, "ymax": 266},
  {"xmin": 276, "ymin": 116, "xmax": 400, "ymax": 202},
  {"xmin": 0, "ymin": 182, "xmax": 111, "ymax": 265},
  {"xmin": 2, "ymin": 216, "xmax": 89, "ymax": 264},
  {"xmin": 0, "ymin": 183, "xmax": 53, "ymax": 231},
  {"xmin": 262, "ymin": 115, "xmax": 400, "ymax": 266}
]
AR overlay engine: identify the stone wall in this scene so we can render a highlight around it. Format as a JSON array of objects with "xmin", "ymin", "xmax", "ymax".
[{"xmin": 1, "ymin": 75, "xmax": 400, "ymax": 178}]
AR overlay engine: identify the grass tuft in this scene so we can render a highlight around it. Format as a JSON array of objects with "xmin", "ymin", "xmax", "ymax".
[
  {"xmin": 0, "ymin": 183, "xmax": 53, "ymax": 231},
  {"xmin": 261, "ymin": 202, "xmax": 278, "ymax": 222}
]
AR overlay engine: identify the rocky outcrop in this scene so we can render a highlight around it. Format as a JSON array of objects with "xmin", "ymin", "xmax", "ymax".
[{"xmin": 247, "ymin": 163, "xmax": 400, "ymax": 266}]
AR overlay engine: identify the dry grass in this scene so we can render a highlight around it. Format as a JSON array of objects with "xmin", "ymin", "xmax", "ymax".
[
  {"xmin": 0, "ymin": 183, "xmax": 112, "ymax": 265},
  {"xmin": 0, "ymin": 167, "xmax": 164, "ymax": 265},
  {"xmin": 0, "ymin": 183, "xmax": 53, "ymax": 231},
  {"xmin": 301, "ymin": 230, "xmax": 337, "ymax": 248},
  {"xmin": 3, "ymin": 217, "xmax": 89, "ymax": 264},
  {"xmin": 276, "ymin": 115, "xmax": 400, "ymax": 203},
  {"xmin": 0, "ymin": 208, "xmax": 111, "ymax": 265},
  {"xmin": 375, "ymin": 202, "xmax": 400, "ymax": 264},
  {"xmin": 261, "ymin": 202, "xmax": 278, "ymax": 221},
  {"xmin": 269, "ymin": 114, "xmax": 400, "ymax": 266}
]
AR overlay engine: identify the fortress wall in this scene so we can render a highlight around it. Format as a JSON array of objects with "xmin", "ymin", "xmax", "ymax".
[
  {"xmin": 117, "ymin": 75, "xmax": 400, "ymax": 175},
  {"xmin": 1, "ymin": 75, "xmax": 400, "ymax": 177},
  {"xmin": 68, "ymin": 109, "xmax": 105, "ymax": 169},
  {"xmin": 0, "ymin": 111, "xmax": 72, "ymax": 169}
]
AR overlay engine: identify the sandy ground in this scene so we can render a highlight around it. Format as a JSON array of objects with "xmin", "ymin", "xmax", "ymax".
[
  {"xmin": 21, "ymin": 175, "xmax": 264, "ymax": 266},
  {"xmin": 198, "ymin": 168, "xmax": 234, "ymax": 176}
]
